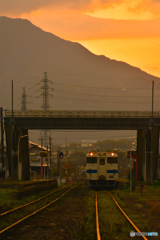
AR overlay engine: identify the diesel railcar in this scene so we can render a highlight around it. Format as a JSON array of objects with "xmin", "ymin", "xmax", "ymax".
[{"xmin": 86, "ymin": 151, "xmax": 118, "ymax": 187}]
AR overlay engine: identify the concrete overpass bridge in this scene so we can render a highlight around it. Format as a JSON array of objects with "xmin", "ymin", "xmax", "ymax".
[{"xmin": 4, "ymin": 110, "xmax": 160, "ymax": 183}]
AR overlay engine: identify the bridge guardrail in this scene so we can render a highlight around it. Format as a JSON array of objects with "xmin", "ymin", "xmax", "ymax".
[{"xmin": 4, "ymin": 110, "xmax": 160, "ymax": 118}]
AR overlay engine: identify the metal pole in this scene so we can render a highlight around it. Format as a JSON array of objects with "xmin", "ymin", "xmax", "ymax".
[
  {"xmin": 136, "ymin": 156, "xmax": 138, "ymax": 181},
  {"xmin": 41, "ymin": 138, "xmax": 43, "ymax": 179},
  {"xmin": 11, "ymin": 80, "xmax": 14, "ymax": 178},
  {"xmin": 76, "ymin": 159, "xmax": 77, "ymax": 181},
  {"xmin": 41, "ymin": 157, "xmax": 44, "ymax": 179},
  {"xmin": 12, "ymin": 80, "xmax": 14, "ymax": 119},
  {"xmin": 0, "ymin": 107, "xmax": 4, "ymax": 177},
  {"xmin": 57, "ymin": 149, "xmax": 61, "ymax": 185},
  {"xmin": 58, "ymin": 148, "xmax": 61, "ymax": 185},
  {"xmin": 150, "ymin": 81, "xmax": 154, "ymax": 184},
  {"xmin": 152, "ymin": 81, "xmax": 154, "ymax": 122},
  {"xmin": 49, "ymin": 137, "xmax": 51, "ymax": 178},
  {"xmin": 18, "ymin": 135, "xmax": 28, "ymax": 180},
  {"xmin": 47, "ymin": 145, "xmax": 48, "ymax": 179},
  {"xmin": 130, "ymin": 151, "xmax": 132, "ymax": 194},
  {"xmin": 44, "ymin": 157, "xmax": 45, "ymax": 179}
]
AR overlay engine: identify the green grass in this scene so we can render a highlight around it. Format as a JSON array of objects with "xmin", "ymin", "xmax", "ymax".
[
  {"xmin": 112, "ymin": 183, "xmax": 160, "ymax": 234},
  {"xmin": 77, "ymin": 189, "xmax": 96, "ymax": 240},
  {"xmin": 0, "ymin": 188, "xmax": 19, "ymax": 212},
  {"xmin": 0, "ymin": 188, "xmax": 16, "ymax": 202},
  {"xmin": 98, "ymin": 191, "xmax": 133, "ymax": 240}
]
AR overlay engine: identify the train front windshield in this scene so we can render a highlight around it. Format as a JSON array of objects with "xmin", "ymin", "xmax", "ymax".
[
  {"xmin": 107, "ymin": 157, "xmax": 118, "ymax": 164},
  {"xmin": 87, "ymin": 157, "xmax": 97, "ymax": 164}
]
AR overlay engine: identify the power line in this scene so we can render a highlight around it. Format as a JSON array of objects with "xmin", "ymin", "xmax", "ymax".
[
  {"xmin": 53, "ymin": 81, "xmax": 156, "ymax": 90},
  {"xmin": 53, "ymin": 94, "xmax": 160, "ymax": 104},
  {"xmin": 54, "ymin": 88, "xmax": 159, "ymax": 98}
]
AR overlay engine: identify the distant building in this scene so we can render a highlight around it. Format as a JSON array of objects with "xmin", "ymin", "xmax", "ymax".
[
  {"xmin": 29, "ymin": 141, "xmax": 51, "ymax": 179},
  {"xmin": 81, "ymin": 139, "xmax": 97, "ymax": 148}
]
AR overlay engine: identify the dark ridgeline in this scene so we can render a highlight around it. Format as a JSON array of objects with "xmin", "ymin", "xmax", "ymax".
[{"xmin": 0, "ymin": 16, "xmax": 159, "ymax": 111}]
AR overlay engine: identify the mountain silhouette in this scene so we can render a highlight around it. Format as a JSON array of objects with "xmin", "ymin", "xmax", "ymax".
[{"xmin": 0, "ymin": 16, "xmax": 159, "ymax": 112}]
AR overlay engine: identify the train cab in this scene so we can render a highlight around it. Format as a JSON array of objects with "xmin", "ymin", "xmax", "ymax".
[{"xmin": 86, "ymin": 151, "xmax": 118, "ymax": 187}]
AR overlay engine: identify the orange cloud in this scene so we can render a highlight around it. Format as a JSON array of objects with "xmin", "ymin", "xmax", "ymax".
[
  {"xmin": 24, "ymin": 10, "xmax": 160, "ymax": 41},
  {"xmin": 86, "ymin": 0, "xmax": 160, "ymax": 20},
  {"xmin": 1, "ymin": 0, "xmax": 160, "ymax": 24},
  {"xmin": 127, "ymin": 0, "xmax": 160, "ymax": 17},
  {"xmin": 1, "ymin": 0, "xmax": 159, "ymax": 16},
  {"xmin": 2, "ymin": 0, "xmax": 160, "ymax": 41}
]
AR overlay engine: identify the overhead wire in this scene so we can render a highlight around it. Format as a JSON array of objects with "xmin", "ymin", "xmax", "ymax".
[
  {"xmin": 54, "ymin": 87, "xmax": 156, "ymax": 98},
  {"xmin": 53, "ymin": 94, "xmax": 160, "ymax": 104},
  {"xmin": 12, "ymin": 75, "xmax": 160, "ymax": 109},
  {"xmin": 52, "ymin": 81, "xmax": 155, "ymax": 90}
]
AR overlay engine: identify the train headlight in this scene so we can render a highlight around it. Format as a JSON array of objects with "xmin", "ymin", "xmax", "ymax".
[
  {"xmin": 111, "ymin": 152, "xmax": 115, "ymax": 156},
  {"xmin": 90, "ymin": 152, "xmax": 93, "ymax": 156}
]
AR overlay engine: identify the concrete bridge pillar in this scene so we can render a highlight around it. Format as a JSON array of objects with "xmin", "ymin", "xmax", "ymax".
[
  {"xmin": 5, "ymin": 125, "xmax": 30, "ymax": 180},
  {"xmin": 145, "ymin": 129, "xmax": 152, "ymax": 184},
  {"xmin": 18, "ymin": 129, "xmax": 30, "ymax": 180},
  {"xmin": 6, "ymin": 125, "xmax": 20, "ymax": 179},
  {"xmin": 152, "ymin": 126, "xmax": 159, "ymax": 180},
  {"xmin": 137, "ymin": 127, "xmax": 159, "ymax": 184},
  {"xmin": 137, "ymin": 130, "xmax": 146, "ymax": 181}
]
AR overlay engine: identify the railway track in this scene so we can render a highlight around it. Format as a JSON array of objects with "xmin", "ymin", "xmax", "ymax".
[
  {"xmin": 0, "ymin": 184, "xmax": 79, "ymax": 238},
  {"xmin": 1, "ymin": 185, "xmax": 156, "ymax": 239},
  {"xmin": 95, "ymin": 191, "xmax": 148, "ymax": 240}
]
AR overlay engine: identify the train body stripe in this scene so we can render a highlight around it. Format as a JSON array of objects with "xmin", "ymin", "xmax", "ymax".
[
  {"xmin": 87, "ymin": 170, "xmax": 97, "ymax": 173},
  {"xmin": 107, "ymin": 170, "xmax": 118, "ymax": 173}
]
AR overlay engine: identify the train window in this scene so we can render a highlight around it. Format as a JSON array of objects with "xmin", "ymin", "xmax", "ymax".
[
  {"xmin": 87, "ymin": 157, "xmax": 97, "ymax": 164},
  {"xmin": 99, "ymin": 159, "xmax": 105, "ymax": 165},
  {"xmin": 107, "ymin": 157, "xmax": 118, "ymax": 164}
]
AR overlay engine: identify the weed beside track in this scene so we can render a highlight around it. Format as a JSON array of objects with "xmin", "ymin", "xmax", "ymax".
[{"xmin": 0, "ymin": 182, "xmax": 160, "ymax": 240}]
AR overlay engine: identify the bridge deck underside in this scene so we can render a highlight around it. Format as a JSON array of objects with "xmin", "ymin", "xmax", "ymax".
[
  {"xmin": 4, "ymin": 117, "xmax": 159, "ymax": 130},
  {"xmin": 4, "ymin": 116, "xmax": 160, "ymax": 182}
]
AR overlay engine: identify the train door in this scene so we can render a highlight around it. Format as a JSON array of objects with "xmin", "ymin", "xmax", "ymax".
[{"xmin": 98, "ymin": 158, "xmax": 106, "ymax": 179}]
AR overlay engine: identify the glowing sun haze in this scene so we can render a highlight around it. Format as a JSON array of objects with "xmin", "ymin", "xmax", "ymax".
[{"xmin": 1, "ymin": 0, "xmax": 160, "ymax": 77}]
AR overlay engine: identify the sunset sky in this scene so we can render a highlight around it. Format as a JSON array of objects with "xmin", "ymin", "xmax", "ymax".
[{"xmin": 1, "ymin": 0, "xmax": 160, "ymax": 77}]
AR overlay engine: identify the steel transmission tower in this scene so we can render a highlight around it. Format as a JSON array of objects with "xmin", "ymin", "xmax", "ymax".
[
  {"xmin": 40, "ymin": 72, "xmax": 54, "ymax": 110},
  {"xmin": 21, "ymin": 87, "xmax": 27, "ymax": 111},
  {"xmin": 38, "ymin": 72, "xmax": 54, "ymax": 147}
]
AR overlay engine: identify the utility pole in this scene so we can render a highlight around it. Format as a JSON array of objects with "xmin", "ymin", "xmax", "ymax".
[
  {"xmin": 57, "ymin": 150, "xmax": 61, "ymax": 185},
  {"xmin": 0, "ymin": 107, "xmax": 4, "ymax": 178},
  {"xmin": 12, "ymin": 80, "xmax": 14, "ymax": 119},
  {"xmin": 130, "ymin": 151, "xmax": 132, "ymax": 194},
  {"xmin": 41, "ymin": 138, "xmax": 44, "ymax": 179},
  {"xmin": 150, "ymin": 80, "xmax": 154, "ymax": 184},
  {"xmin": 49, "ymin": 137, "xmax": 52, "ymax": 178},
  {"xmin": 11, "ymin": 80, "xmax": 14, "ymax": 178},
  {"xmin": 151, "ymin": 81, "xmax": 154, "ymax": 123}
]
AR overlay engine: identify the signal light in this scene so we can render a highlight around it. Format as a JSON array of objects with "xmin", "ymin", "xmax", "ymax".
[{"xmin": 59, "ymin": 152, "xmax": 63, "ymax": 158}]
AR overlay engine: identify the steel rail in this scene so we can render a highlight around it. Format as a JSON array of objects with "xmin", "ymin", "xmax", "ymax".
[
  {"xmin": 109, "ymin": 192, "xmax": 148, "ymax": 240},
  {"xmin": 95, "ymin": 192, "xmax": 101, "ymax": 240},
  {"xmin": 0, "ymin": 184, "xmax": 71, "ymax": 216},
  {"xmin": 0, "ymin": 185, "xmax": 79, "ymax": 235}
]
